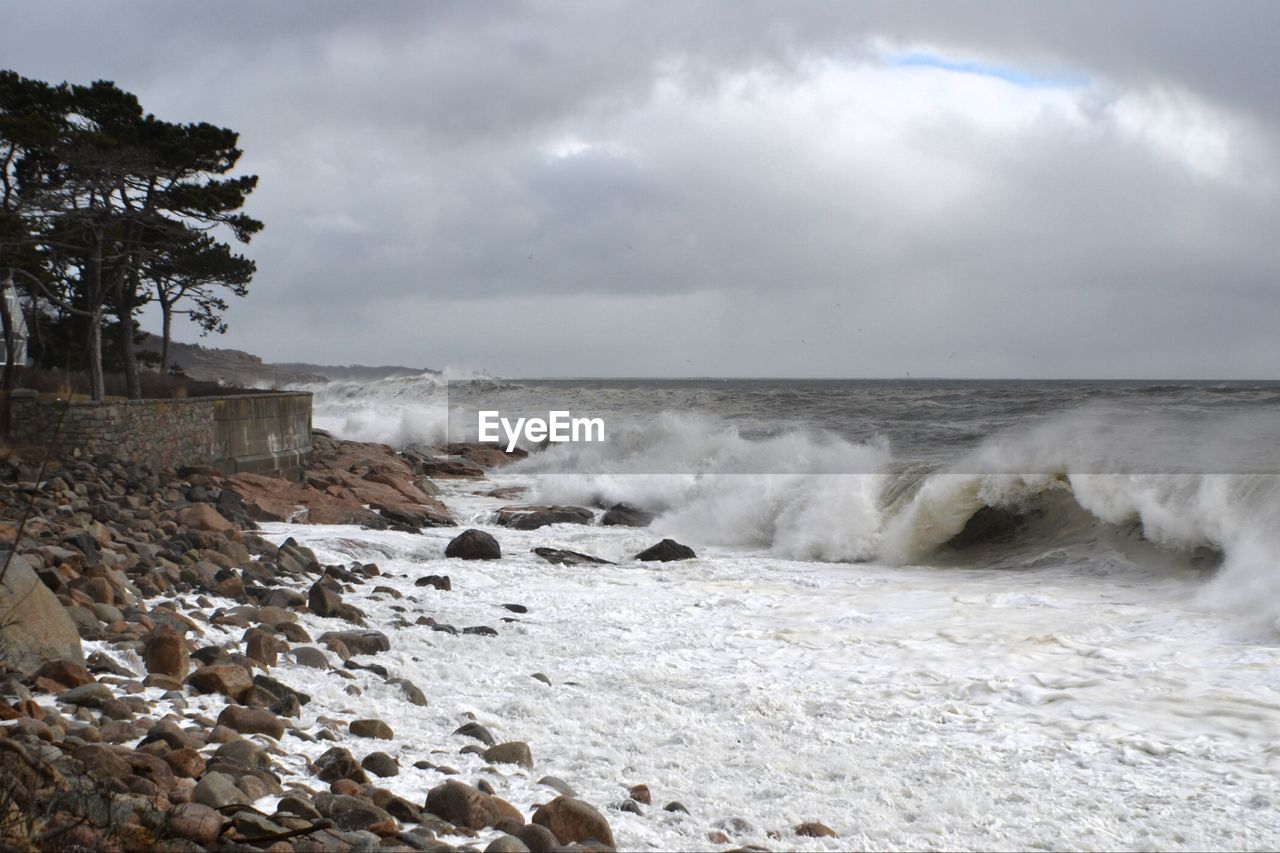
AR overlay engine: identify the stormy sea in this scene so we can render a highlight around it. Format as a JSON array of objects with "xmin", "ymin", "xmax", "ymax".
[{"xmin": 273, "ymin": 376, "xmax": 1280, "ymax": 849}]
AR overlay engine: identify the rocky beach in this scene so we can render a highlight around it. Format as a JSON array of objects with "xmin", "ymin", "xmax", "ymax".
[{"xmin": 0, "ymin": 430, "xmax": 766, "ymax": 852}]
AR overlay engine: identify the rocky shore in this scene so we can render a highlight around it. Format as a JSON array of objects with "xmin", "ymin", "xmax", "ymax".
[{"xmin": 0, "ymin": 432, "xmax": 746, "ymax": 852}]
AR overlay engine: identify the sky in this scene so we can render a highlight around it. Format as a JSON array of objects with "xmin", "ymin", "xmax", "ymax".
[{"xmin": 2, "ymin": 1, "xmax": 1278, "ymax": 378}]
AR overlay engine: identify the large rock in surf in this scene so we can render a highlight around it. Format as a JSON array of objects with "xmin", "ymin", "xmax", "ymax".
[
  {"xmin": 532, "ymin": 796, "xmax": 615, "ymax": 847},
  {"xmin": 494, "ymin": 505, "xmax": 594, "ymax": 530},
  {"xmin": 446, "ymin": 529, "xmax": 502, "ymax": 560},
  {"xmin": 425, "ymin": 779, "xmax": 524, "ymax": 830},
  {"xmin": 0, "ymin": 552, "xmax": 84, "ymax": 672},
  {"xmin": 635, "ymin": 539, "xmax": 696, "ymax": 562},
  {"xmin": 600, "ymin": 502, "xmax": 655, "ymax": 527},
  {"xmin": 531, "ymin": 547, "xmax": 614, "ymax": 567}
]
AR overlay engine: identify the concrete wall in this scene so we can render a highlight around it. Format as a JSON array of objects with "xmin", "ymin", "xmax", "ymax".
[{"xmin": 6, "ymin": 390, "xmax": 312, "ymax": 476}]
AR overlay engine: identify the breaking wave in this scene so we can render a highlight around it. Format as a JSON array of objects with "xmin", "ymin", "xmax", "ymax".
[{"xmin": 304, "ymin": 375, "xmax": 1280, "ymax": 624}]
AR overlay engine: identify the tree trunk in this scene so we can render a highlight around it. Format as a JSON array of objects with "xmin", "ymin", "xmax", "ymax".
[
  {"xmin": 117, "ymin": 269, "xmax": 141, "ymax": 400},
  {"xmin": 87, "ymin": 307, "xmax": 105, "ymax": 402},
  {"xmin": 160, "ymin": 300, "xmax": 172, "ymax": 375}
]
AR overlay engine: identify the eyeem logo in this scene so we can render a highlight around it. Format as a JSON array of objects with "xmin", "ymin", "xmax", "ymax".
[{"xmin": 478, "ymin": 410, "xmax": 605, "ymax": 452}]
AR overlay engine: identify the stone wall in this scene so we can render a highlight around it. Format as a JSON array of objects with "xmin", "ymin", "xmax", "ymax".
[{"xmin": 5, "ymin": 390, "xmax": 312, "ymax": 476}]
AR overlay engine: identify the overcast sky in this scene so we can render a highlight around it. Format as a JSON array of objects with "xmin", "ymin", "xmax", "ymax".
[{"xmin": 3, "ymin": 2, "xmax": 1278, "ymax": 378}]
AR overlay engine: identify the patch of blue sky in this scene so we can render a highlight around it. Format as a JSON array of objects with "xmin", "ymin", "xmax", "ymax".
[{"xmin": 890, "ymin": 52, "xmax": 1088, "ymax": 89}]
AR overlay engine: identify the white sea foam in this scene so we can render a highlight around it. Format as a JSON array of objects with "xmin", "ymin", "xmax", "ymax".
[
  {"xmin": 232, "ymin": 381, "xmax": 1280, "ymax": 848},
  {"xmin": 244, "ymin": 475, "xmax": 1280, "ymax": 850}
]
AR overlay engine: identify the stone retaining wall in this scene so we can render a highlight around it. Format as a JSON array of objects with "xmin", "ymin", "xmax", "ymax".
[{"xmin": 5, "ymin": 390, "xmax": 312, "ymax": 476}]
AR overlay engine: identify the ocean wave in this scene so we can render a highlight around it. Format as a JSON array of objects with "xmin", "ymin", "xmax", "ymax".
[{"xmin": 305, "ymin": 376, "xmax": 1280, "ymax": 622}]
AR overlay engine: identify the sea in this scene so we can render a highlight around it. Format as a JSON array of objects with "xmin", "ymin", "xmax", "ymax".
[{"xmin": 235, "ymin": 376, "xmax": 1280, "ymax": 849}]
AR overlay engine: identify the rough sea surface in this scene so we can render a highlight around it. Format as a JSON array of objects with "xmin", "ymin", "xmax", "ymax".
[{"xmin": 269, "ymin": 376, "xmax": 1280, "ymax": 849}]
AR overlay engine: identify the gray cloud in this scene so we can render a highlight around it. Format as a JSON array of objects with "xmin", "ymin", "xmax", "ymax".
[{"xmin": 2, "ymin": 1, "xmax": 1277, "ymax": 377}]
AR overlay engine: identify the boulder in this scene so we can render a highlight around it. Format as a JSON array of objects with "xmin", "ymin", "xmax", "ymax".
[
  {"xmin": 424, "ymin": 780, "xmax": 513, "ymax": 831},
  {"xmin": 0, "ymin": 552, "xmax": 84, "ymax": 672},
  {"xmin": 515, "ymin": 824, "xmax": 559, "ymax": 853},
  {"xmin": 308, "ymin": 579, "xmax": 343, "ymax": 618},
  {"xmin": 454, "ymin": 721, "xmax": 496, "ymax": 746},
  {"xmin": 494, "ymin": 505, "xmax": 593, "ymax": 530},
  {"xmin": 600, "ymin": 502, "xmax": 656, "ymax": 527},
  {"xmin": 177, "ymin": 503, "xmax": 236, "ymax": 534},
  {"xmin": 795, "ymin": 821, "xmax": 838, "ymax": 838},
  {"xmin": 486, "ymin": 835, "xmax": 532, "ymax": 853},
  {"xmin": 445, "ymin": 529, "xmax": 501, "ymax": 560},
  {"xmin": 58, "ymin": 682, "xmax": 114, "ymax": 708},
  {"xmin": 531, "ymin": 796, "xmax": 615, "ymax": 847},
  {"xmin": 635, "ymin": 539, "xmax": 696, "ymax": 562},
  {"xmin": 186, "ymin": 664, "xmax": 253, "ymax": 702},
  {"xmin": 166, "ymin": 802, "xmax": 227, "ymax": 846},
  {"xmin": 531, "ymin": 547, "xmax": 613, "ymax": 567},
  {"xmin": 317, "ymin": 630, "xmax": 389, "ymax": 656},
  {"xmin": 361, "ymin": 751, "xmax": 400, "ymax": 778},
  {"xmin": 350, "ymin": 718, "xmax": 394, "ymax": 740},
  {"xmin": 217, "ymin": 705, "xmax": 285, "ymax": 739},
  {"xmin": 192, "ymin": 771, "xmax": 251, "ymax": 809},
  {"xmin": 290, "ymin": 646, "xmax": 331, "ymax": 668},
  {"xmin": 315, "ymin": 746, "xmax": 368, "ymax": 784},
  {"xmin": 31, "ymin": 659, "xmax": 94, "ymax": 690},
  {"xmin": 483, "ymin": 741, "xmax": 533, "ymax": 769},
  {"xmin": 143, "ymin": 625, "xmax": 190, "ymax": 680}
]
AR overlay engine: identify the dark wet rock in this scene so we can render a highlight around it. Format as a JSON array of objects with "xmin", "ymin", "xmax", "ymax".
[
  {"xmin": 635, "ymin": 539, "xmax": 696, "ymax": 562},
  {"xmin": 213, "ymin": 738, "xmax": 274, "ymax": 772},
  {"xmin": 166, "ymin": 802, "xmax": 227, "ymax": 846},
  {"xmin": 253, "ymin": 673, "xmax": 311, "ymax": 707},
  {"xmin": 615, "ymin": 799, "xmax": 642, "ymax": 815},
  {"xmin": 244, "ymin": 627, "xmax": 281, "ymax": 667},
  {"xmin": 494, "ymin": 505, "xmax": 593, "ymax": 530},
  {"xmin": 390, "ymin": 677, "xmax": 428, "ymax": 706},
  {"xmin": 192, "ymin": 771, "xmax": 251, "ymax": 809},
  {"xmin": 600, "ymin": 502, "xmax": 656, "ymax": 527},
  {"xmin": 628, "ymin": 784, "xmax": 651, "ymax": 804},
  {"xmin": 350, "ymin": 718, "xmax": 394, "ymax": 740},
  {"xmin": 664, "ymin": 800, "xmax": 689, "ymax": 814},
  {"xmin": 276, "ymin": 796, "xmax": 324, "ymax": 820},
  {"xmin": 415, "ymin": 574, "xmax": 452, "ymax": 591},
  {"xmin": 217, "ymin": 705, "xmax": 285, "ymax": 739},
  {"xmin": 58, "ymin": 682, "xmax": 114, "ymax": 708},
  {"xmin": 318, "ymin": 630, "xmax": 390, "ymax": 655},
  {"xmin": 485, "ymin": 835, "xmax": 532, "ymax": 853},
  {"xmin": 501, "ymin": 603, "xmax": 527, "ymax": 613},
  {"xmin": 531, "ymin": 796, "xmax": 615, "ymax": 848},
  {"xmin": 463, "ymin": 625, "xmax": 498, "ymax": 637},
  {"xmin": 445, "ymin": 529, "xmax": 501, "ymax": 560},
  {"xmin": 424, "ymin": 779, "xmax": 519, "ymax": 831},
  {"xmin": 164, "ymin": 748, "xmax": 207, "ymax": 779},
  {"xmin": 530, "ymin": 547, "xmax": 613, "ymax": 567},
  {"xmin": 345, "ymin": 659, "xmax": 389, "ymax": 677},
  {"xmin": 32, "ymin": 659, "xmax": 94, "ymax": 690},
  {"xmin": 454, "ymin": 722, "xmax": 496, "ymax": 746},
  {"xmin": 531, "ymin": 673, "xmax": 552, "ymax": 686},
  {"xmin": 315, "ymin": 746, "xmax": 369, "ymax": 784},
  {"xmin": 290, "ymin": 646, "xmax": 331, "ymax": 668},
  {"xmin": 538, "ymin": 776, "xmax": 577, "ymax": 797},
  {"xmin": 484, "ymin": 741, "xmax": 533, "ymax": 769},
  {"xmin": 186, "ymin": 664, "xmax": 253, "ymax": 701},
  {"xmin": 362, "ymin": 751, "xmax": 400, "ymax": 777},
  {"xmin": 515, "ymin": 823, "xmax": 560, "ymax": 853},
  {"xmin": 142, "ymin": 626, "xmax": 190, "ymax": 680},
  {"xmin": 795, "ymin": 821, "xmax": 838, "ymax": 838}
]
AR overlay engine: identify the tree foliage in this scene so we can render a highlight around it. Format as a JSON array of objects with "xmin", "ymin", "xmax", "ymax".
[{"xmin": 0, "ymin": 70, "xmax": 260, "ymax": 399}]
